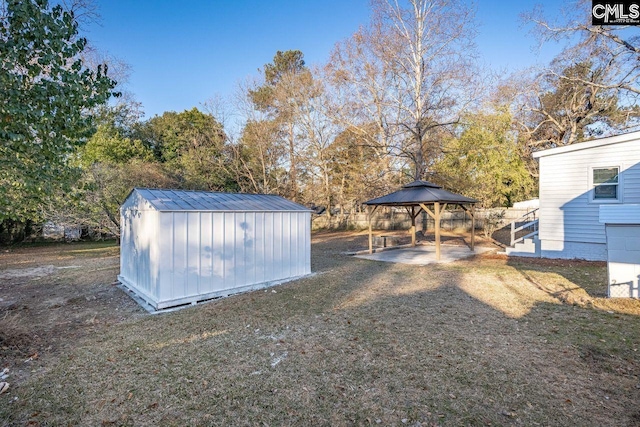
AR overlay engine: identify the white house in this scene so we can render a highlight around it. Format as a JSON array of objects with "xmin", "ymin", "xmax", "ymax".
[
  {"xmin": 118, "ymin": 188, "xmax": 311, "ymax": 310},
  {"xmin": 507, "ymin": 130, "xmax": 640, "ymax": 261}
]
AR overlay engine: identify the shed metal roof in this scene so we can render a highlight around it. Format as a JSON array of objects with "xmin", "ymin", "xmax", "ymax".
[
  {"xmin": 363, "ymin": 180, "xmax": 477, "ymax": 206},
  {"xmin": 131, "ymin": 188, "xmax": 310, "ymax": 212}
]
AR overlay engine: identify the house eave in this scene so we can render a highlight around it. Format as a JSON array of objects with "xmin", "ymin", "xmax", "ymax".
[{"xmin": 532, "ymin": 130, "xmax": 640, "ymax": 159}]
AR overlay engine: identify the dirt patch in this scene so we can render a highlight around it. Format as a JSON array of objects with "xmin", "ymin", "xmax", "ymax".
[
  {"xmin": 0, "ymin": 313, "xmax": 32, "ymax": 356},
  {"xmin": 0, "ymin": 265, "xmax": 57, "ymax": 280},
  {"xmin": 1, "ymin": 235, "xmax": 640, "ymax": 426},
  {"xmin": 0, "ymin": 242, "xmax": 144, "ymax": 387}
]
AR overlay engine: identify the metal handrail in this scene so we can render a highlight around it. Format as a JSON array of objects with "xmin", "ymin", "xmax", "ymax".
[
  {"xmin": 512, "ymin": 220, "xmax": 538, "ymax": 234},
  {"xmin": 510, "ymin": 208, "xmax": 539, "ymax": 246},
  {"xmin": 511, "ymin": 227, "xmax": 539, "ymax": 246}
]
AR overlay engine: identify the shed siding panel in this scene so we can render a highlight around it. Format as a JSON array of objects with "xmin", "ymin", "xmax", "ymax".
[
  {"xmin": 147, "ymin": 210, "xmax": 160, "ymax": 299},
  {"xmin": 289, "ymin": 214, "xmax": 302, "ymax": 276},
  {"xmin": 134, "ymin": 201, "xmax": 151, "ymax": 295},
  {"xmin": 200, "ymin": 212, "xmax": 213, "ymax": 295},
  {"xmin": 211, "ymin": 212, "xmax": 225, "ymax": 291},
  {"xmin": 305, "ymin": 212, "xmax": 311, "ymax": 272},
  {"xmin": 158, "ymin": 212, "xmax": 173, "ymax": 302},
  {"xmin": 246, "ymin": 211, "xmax": 257, "ymax": 286},
  {"xmin": 119, "ymin": 192, "xmax": 159, "ymax": 303},
  {"xmin": 264, "ymin": 212, "xmax": 274, "ymax": 282},
  {"xmin": 255, "ymin": 212, "xmax": 265, "ymax": 284},
  {"xmin": 234, "ymin": 212, "xmax": 247, "ymax": 289},
  {"xmin": 224, "ymin": 212, "xmax": 236, "ymax": 290},
  {"xmin": 119, "ymin": 198, "xmax": 133, "ymax": 287},
  {"xmin": 172, "ymin": 213, "xmax": 187, "ymax": 301},
  {"xmin": 273, "ymin": 213, "xmax": 283, "ymax": 281},
  {"xmin": 186, "ymin": 212, "xmax": 200, "ymax": 297},
  {"xmin": 282, "ymin": 212, "xmax": 291, "ymax": 278}
]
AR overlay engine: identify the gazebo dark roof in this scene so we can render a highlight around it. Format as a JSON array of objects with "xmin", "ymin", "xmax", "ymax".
[
  {"xmin": 362, "ymin": 180, "xmax": 477, "ymax": 259},
  {"xmin": 364, "ymin": 180, "xmax": 478, "ymax": 206}
]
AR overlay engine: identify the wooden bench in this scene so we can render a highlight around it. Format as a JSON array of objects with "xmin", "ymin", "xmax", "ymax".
[{"xmin": 374, "ymin": 235, "xmax": 400, "ymax": 248}]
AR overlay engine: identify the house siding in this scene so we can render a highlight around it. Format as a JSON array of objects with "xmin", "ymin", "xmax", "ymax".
[{"xmin": 537, "ymin": 135, "xmax": 640, "ymax": 260}]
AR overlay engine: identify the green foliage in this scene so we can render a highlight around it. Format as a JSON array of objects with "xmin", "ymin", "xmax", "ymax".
[
  {"xmin": 137, "ymin": 108, "xmax": 235, "ymax": 191},
  {"xmin": 435, "ymin": 109, "xmax": 536, "ymax": 207},
  {"xmin": 0, "ymin": 0, "xmax": 117, "ymax": 221},
  {"xmin": 265, "ymin": 50, "xmax": 305, "ymax": 85},
  {"xmin": 249, "ymin": 50, "xmax": 306, "ymax": 112},
  {"xmin": 245, "ymin": 50, "xmax": 311, "ymax": 202},
  {"xmin": 79, "ymin": 124, "xmax": 153, "ymax": 167},
  {"xmin": 57, "ymin": 106, "xmax": 237, "ymax": 236},
  {"xmin": 73, "ymin": 161, "xmax": 180, "ymax": 235},
  {"xmin": 248, "ymin": 50, "xmax": 309, "ymax": 115},
  {"xmin": 47, "ymin": 102, "xmax": 177, "ymax": 236}
]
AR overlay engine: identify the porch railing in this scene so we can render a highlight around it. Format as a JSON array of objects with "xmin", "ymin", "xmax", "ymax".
[{"xmin": 510, "ymin": 208, "xmax": 539, "ymax": 246}]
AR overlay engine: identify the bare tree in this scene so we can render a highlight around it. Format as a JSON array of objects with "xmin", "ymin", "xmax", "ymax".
[
  {"xmin": 326, "ymin": 25, "xmax": 402, "ymax": 184},
  {"xmin": 515, "ymin": 1, "xmax": 640, "ymax": 151},
  {"xmin": 288, "ymin": 67, "xmax": 340, "ymax": 215},
  {"xmin": 528, "ymin": 0, "xmax": 640, "ymax": 101},
  {"xmin": 232, "ymin": 117, "xmax": 288, "ymax": 194},
  {"xmin": 327, "ymin": 0, "xmax": 480, "ymax": 180},
  {"xmin": 247, "ymin": 50, "xmax": 309, "ymax": 202},
  {"xmin": 515, "ymin": 61, "xmax": 635, "ymax": 150},
  {"xmin": 231, "ymin": 77, "xmax": 290, "ymax": 195}
]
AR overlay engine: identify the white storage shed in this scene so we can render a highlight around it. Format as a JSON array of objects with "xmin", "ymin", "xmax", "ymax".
[{"xmin": 118, "ymin": 188, "xmax": 311, "ymax": 310}]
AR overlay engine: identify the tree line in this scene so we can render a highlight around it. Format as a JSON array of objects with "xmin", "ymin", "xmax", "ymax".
[{"xmin": 1, "ymin": 0, "xmax": 639, "ymax": 242}]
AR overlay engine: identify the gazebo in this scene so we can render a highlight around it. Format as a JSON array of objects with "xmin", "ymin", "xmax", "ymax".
[{"xmin": 363, "ymin": 181, "xmax": 478, "ymax": 260}]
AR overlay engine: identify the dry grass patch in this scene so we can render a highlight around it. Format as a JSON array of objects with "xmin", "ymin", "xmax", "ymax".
[{"xmin": 1, "ymin": 233, "xmax": 640, "ymax": 426}]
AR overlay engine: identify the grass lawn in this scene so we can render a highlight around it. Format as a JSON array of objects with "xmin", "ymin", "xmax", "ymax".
[{"xmin": 1, "ymin": 232, "xmax": 640, "ymax": 426}]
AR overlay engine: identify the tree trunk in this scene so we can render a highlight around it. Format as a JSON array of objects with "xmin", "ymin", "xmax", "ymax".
[{"xmin": 288, "ymin": 122, "xmax": 297, "ymax": 201}]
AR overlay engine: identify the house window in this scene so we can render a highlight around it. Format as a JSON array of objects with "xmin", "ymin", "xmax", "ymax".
[{"xmin": 593, "ymin": 167, "xmax": 619, "ymax": 201}]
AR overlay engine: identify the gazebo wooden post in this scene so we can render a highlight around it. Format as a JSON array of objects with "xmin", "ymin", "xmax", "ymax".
[
  {"xmin": 470, "ymin": 204, "xmax": 475, "ymax": 251},
  {"xmin": 434, "ymin": 202, "xmax": 441, "ymax": 260},
  {"xmin": 419, "ymin": 202, "xmax": 438, "ymax": 260},
  {"xmin": 368, "ymin": 205, "xmax": 378, "ymax": 254},
  {"xmin": 410, "ymin": 206, "xmax": 416, "ymax": 247},
  {"xmin": 461, "ymin": 204, "xmax": 476, "ymax": 251}
]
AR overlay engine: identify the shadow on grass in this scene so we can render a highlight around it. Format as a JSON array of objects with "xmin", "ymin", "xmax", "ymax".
[
  {"xmin": 4, "ymin": 233, "xmax": 640, "ymax": 426},
  {"xmin": 502, "ymin": 254, "xmax": 640, "ymax": 319}
]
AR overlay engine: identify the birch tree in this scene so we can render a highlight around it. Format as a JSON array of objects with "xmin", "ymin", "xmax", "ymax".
[{"xmin": 327, "ymin": 0, "xmax": 480, "ymax": 180}]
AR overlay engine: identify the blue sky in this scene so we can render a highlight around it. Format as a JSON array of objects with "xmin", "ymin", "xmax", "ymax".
[{"xmin": 87, "ymin": 0, "xmax": 566, "ymax": 119}]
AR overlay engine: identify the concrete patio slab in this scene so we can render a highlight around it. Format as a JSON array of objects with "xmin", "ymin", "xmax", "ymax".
[{"xmin": 354, "ymin": 244, "xmax": 495, "ymax": 265}]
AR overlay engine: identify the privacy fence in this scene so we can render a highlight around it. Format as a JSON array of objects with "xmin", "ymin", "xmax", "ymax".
[{"xmin": 311, "ymin": 207, "xmax": 531, "ymax": 233}]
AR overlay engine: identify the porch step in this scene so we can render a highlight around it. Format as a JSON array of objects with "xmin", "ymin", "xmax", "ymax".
[{"xmin": 505, "ymin": 237, "xmax": 541, "ymax": 257}]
